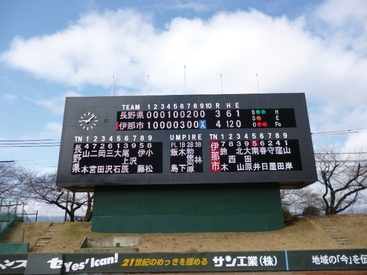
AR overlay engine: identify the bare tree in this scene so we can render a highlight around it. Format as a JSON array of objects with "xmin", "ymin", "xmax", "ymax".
[
  {"xmin": 316, "ymin": 146, "xmax": 367, "ymax": 215},
  {"xmin": 21, "ymin": 171, "xmax": 94, "ymax": 221},
  {"xmin": 280, "ymin": 187, "xmax": 323, "ymax": 216},
  {"xmin": 280, "ymin": 189, "xmax": 299, "ymax": 211},
  {"xmin": 0, "ymin": 162, "xmax": 23, "ymax": 198},
  {"xmin": 83, "ymin": 192, "xmax": 93, "ymax": 222}
]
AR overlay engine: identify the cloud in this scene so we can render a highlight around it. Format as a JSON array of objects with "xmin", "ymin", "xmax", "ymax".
[
  {"xmin": 18, "ymin": 119, "xmax": 63, "ymax": 139},
  {"xmin": 1, "ymin": 3, "xmax": 367, "ymax": 149},
  {"xmin": 45, "ymin": 121, "xmax": 62, "ymax": 132},
  {"xmin": 344, "ymin": 132, "xmax": 367, "ymax": 152},
  {"xmin": 167, "ymin": 1, "xmax": 215, "ymax": 12},
  {"xmin": 3, "ymin": 93, "xmax": 18, "ymax": 100},
  {"xmin": 1, "ymin": 9, "xmax": 157, "ymax": 88},
  {"xmin": 314, "ymin": 0, "xmax": 367, "ymax": 27},
  {"xmin": 27, "ymin": 121, "xmax": 63, "ymax": 141},
  {"xmin": 1, "ymin": 7, "xmax": 366, "ymax": 99},
  {"xmin": 34, "ymin": 90, "xmax": 81, "ymax": 115},
  {"xmin": 312, "ymin": 0, "xmax": 367, "ymax": 56}
]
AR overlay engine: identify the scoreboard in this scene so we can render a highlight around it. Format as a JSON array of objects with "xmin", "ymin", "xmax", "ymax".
[{"xmin": 56, "ymin": 93, "xmax": 317, "ymax": 190}]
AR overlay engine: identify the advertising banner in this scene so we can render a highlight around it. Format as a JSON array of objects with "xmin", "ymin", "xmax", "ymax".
[
  {"xmin": 1, "ymin": 249, "xmax": 366, "ymax": 274},
  {"xmin": 0, "ymin": 254, "xmax": 27, "ymax": 275},
  {"xmin": 287, "ymin": 249, "xmax": 367, "ymax": 271}
]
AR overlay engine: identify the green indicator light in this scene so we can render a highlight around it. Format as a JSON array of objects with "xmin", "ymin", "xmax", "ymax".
[
  {"xmin": 261, "ymin": 110, "xmax": 266, "ymax": 115},
  {"xmin": 256, "ymin": 110, "xmax": 261, "ymax": 115}
]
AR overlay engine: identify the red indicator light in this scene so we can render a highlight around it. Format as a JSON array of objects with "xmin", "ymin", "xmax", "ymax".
[
  {"xmin": 256, "ymin": 121, "xmax": 269, "ymax": 127},
  {"xmin": 116, "ymin": 122, "xmax": 119, "ymax": 130}
]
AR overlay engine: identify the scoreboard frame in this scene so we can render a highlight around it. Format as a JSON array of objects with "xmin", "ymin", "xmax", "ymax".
[{"xmin": 56, "ymin": 93, "xmax": 317, "ymax": 191}]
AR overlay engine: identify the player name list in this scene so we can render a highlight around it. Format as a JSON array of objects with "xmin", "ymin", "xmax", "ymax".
[{"xmin": 71, "ymin": 137, "xmax": 302, "ymax": 174}]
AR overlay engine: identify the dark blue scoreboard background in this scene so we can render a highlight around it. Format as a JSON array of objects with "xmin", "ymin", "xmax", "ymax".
[{"xmin": 56, "ymin": 93, "xmax": 317, "ymax": 190}]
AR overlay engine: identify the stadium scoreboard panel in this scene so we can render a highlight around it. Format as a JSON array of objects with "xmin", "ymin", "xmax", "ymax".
[{"xmin": 56, "ymin": 93, "xmax": 317, "ymax": 190}]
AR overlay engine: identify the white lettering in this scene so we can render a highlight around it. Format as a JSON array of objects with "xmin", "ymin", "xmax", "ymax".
[
  {"xmin": 121, "ymin": 104, "xmax": 141, "ymax": 110},
  {"xmin": 89, "ymin": 254, "xmax": 118, "ymax": 268},
  {"xmin": 63, "ymin": 262, "xmax": 73, "ymax": 272},
  {"xmin": 170, "ymin": 134, "xmax": 202, "ymax": 141},
  {"xmin": 72, "ymin": 263, "xmax": 79, "ymax": 271}
]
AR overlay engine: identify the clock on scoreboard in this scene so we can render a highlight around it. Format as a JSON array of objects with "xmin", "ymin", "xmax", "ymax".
[{"xmin": 56, "ymin": 93, "xmax": 317, "ymax": 190}]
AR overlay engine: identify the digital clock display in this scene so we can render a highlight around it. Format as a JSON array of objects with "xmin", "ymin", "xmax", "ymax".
[{"xmin": 56, "ymin": 93, "xmax": 317, "ymax": 190}]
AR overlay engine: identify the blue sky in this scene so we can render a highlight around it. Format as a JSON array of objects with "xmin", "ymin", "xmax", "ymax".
[{"xmin": 1, "ymin": 0, "xmax": 367, "ymax": 176}]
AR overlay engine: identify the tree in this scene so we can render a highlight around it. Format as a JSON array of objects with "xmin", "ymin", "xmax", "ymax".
[
  {"xmin": 302, "ymin": 206, "xmax": 320, "ymax": 217},
  {"xmin": 0, "ymin": 162, "xmax": 24, "ymax": 198},
  {"xmin": 316, "ymin": 146, "xmax": 367, "ymax": 215},
  {"xmin": 21, "ymin": 171, "xmax": 94, "ymax": 221},
  {"xmin": 280, "ymin": 187, "xmax": 324, "ymax": 216},
  {"xmin": 280, "ymin": 189, "xmax": 300, "ymax": 212},
  {"xmin": 83, "ymin": 192, "xmax": 93, "ymax": 222}
]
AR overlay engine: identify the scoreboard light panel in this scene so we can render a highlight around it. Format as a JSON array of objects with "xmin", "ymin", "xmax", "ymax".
[{"xmin": 56, "ymin": 93, "xmax": 317, "ymax": 190}]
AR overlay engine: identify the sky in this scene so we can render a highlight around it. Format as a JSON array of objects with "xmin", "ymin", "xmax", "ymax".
[{"xmin": 1, "ymin": 0, "xmax": 367, "ymax": 178}]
